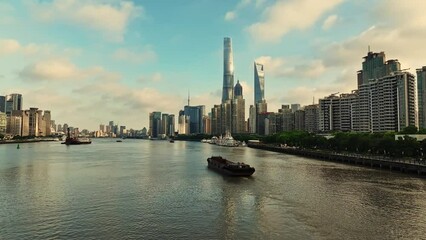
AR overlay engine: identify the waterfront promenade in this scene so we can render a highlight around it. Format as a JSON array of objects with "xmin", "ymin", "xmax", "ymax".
[{"xmin": 248, "ymin": 143, "xmax": 426, "ymax": 176}]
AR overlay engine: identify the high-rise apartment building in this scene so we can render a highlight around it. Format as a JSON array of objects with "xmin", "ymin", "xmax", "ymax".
[
  {"xmin": 294, "ymin": 110, "xmax": 305, "ymax": 131},
  {"xmin": 249, "ymin": 105, "xmax": 256, "ymax": 133},
  {"xmin": 6, "ymin": 115, "xmax": 22, "ymax": 136},
  {"xmin": 222, "ymin": 37, "xmax": 234, "ymax": 103},
  {"xmin": 304, "ymin": 104, "xmax": 319, "ymax": 133},
  {"xmin": 42, "ymin": 110, "xmax": 51, "ymax": 136},
  {"xmin": 203, "ymin": 115, "xmax": 211, "ymax": 134},
  {"xmin": 0, "ymin": 112, "xmax": 6, "ymax": 135},
  {"xmin": 353, "ymin": 51, "xmax": 414, "ymax": 132},
  {"xmin": 417, "ymin": 66, "xmax": 426, "ymax": 129},
  {"xmin": 319, "ymin": 92, "xmax": 358, "ymax": 132},
  {"xmin": 278, "ymin": 105, "xmax": 293, "ymax": 132},
  {"xmin": 375, "ymin": 72, "xmax": 416, "ymax": 132},
  {"xmin": 28, "ymin": 108, "xmax": 39, "ymax": 136}
]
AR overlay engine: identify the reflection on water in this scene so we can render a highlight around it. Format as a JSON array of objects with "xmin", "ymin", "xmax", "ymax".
[{"xmin": 0, "ymin": 139, "xmax": 426, "ymax": 239}]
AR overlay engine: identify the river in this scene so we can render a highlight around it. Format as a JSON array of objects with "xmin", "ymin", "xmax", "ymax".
[{"xmin": 0, "ymin": 139, "xmax": 425, "ymax": 239}]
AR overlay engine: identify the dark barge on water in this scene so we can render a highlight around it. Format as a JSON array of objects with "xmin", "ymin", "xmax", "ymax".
[{"xmin": 207, "ymin": 156, "xmax": 255, "ymax": 176}]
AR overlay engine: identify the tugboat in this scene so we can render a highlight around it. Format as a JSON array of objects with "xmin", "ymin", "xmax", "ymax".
[
  {"xmin": 207, "ymin": 156, "xmax": 255, "ymax": 176},
  {"xmin": 62, "ymin": 128, "xmax": 91, "ymax": 145}
]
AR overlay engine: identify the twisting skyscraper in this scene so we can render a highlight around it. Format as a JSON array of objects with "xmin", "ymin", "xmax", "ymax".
[
  {"xmin": 222, "ymin": 37, "xmax": 234, "ymax": 103},
  {"xmin": 254, "ymin": 62, "xmax": 265, "ymax": 103}
]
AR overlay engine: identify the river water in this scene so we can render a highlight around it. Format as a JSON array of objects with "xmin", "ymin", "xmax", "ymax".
[{"xmin": 0, "ymin": 139, "xmax": 425, "ymax": 239}]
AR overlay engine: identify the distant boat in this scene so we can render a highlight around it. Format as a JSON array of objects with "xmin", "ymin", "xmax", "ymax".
[
  {"xmin": 216, "ymin": 131, "xmax": 240, "ymax": 147},
  {"xmin": 116, "ymin": 140, "xmax": 122, "ymax": 142},
  {"xmin": 169, "ymin": 139, "xmax": 175, "ymax": 143},
  {"xmin": 61, "ymin": 128, "xmax": 92, "ymax": 145},
  {"xmin": 207, "ymin": 156, "xmax": 255, "ymax": 177}
]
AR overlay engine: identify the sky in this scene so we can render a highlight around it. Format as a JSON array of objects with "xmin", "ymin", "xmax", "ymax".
[{"xmin": 1, "ymin": 0, "xmax": 425, "ymax": 130}]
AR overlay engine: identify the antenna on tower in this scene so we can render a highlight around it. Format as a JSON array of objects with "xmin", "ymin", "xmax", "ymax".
[
  {"xmin": 368, "ymin": 45, "xmax": 371, "ymax": 53},
  {"xmin": 187, "ymin": 90, "xmax": 190, "ymax": 106},
  {"xmin": 313, "ymin": 96, "xmax": 315, "ymax": 104}
]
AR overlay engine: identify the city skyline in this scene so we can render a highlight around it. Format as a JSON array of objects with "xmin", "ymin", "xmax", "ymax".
[{"xmin": 1, "ymin": 0, "xmax": 425, "ymax": 130}]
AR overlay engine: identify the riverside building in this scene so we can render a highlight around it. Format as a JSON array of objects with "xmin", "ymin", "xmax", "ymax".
[{"xmin": 417, "ymin": 66, "xmax": 426, "ymax": 129}]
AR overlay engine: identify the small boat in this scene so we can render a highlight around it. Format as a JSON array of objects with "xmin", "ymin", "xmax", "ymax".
[
  {"xmin": 207, "ymin": 156, "xmax": 255, "ymax": 176},
  {"xmin": 61, "ymin": 128, "xmax": 92, "ymax": 145},
  {"xmin": 116, "ymin": 140, "xmax": 122, "ymax": 142},
  {"xmin": 169, "ymin": 139, "xmax": 175, "ymax": 143}
]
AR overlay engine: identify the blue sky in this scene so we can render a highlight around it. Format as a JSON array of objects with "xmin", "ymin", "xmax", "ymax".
[{"xmin": 1, "ymin": 0, "xmax": 425, "ymax": 130}]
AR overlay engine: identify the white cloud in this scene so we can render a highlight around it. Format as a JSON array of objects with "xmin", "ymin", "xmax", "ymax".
[
  {"xmin": 0, "ymin": 39, "xmax": 21, "ymax": 56},
  {"xmin": 18, "ymin": 58, "xmax": 113, "ymax": 82},
  {"xmin": 0, "ymin": 38, "xmax": 80, "ymax": 59},
  {"xmin": 28, "ymin": 0, "xmax": 143, "ymax": 41},
  {"xmin": 255, "ymin": 56, "xmax": 326, "ymax": 79},
  {"xmin": 137, "ymin": 72, "xmax": 163, "ymax": 83},
  {"xmin": 224, "ymin": 0, "xmax": 255, "ymax": 21},
  {"xmin": 113, "ymin": 47, "xmax": 157, "ymax": 64},
  {"xmin": 224, "ymin": 11, "xmax": 236, "ymax": 21},
  {"xmin": 322, "ymin": 14, "xmax": 338, "ymax": 30},
  {"xmin": 247, "ymin": 0, "xmax": 343, "ymax": 42}
]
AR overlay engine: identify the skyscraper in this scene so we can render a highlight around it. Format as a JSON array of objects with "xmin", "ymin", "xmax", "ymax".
[
  {"xmin": 357, "ymin": 51, "xmax": 401, "ymax": 87},
  {"xmin": 149, "ymin": 112, "xmax": 161, "ymax": 138},
  {"xmin": 232, "ymin": 81, "xmax": 245, "ymax": 134},
  {"xmin": 417, "ymin": 66, "xmax": 426, "ymax": 129},
  {"xmin": 0, "ymin": 96, "xmax": 5, "ymax": 113},
  {"xmin": 5, "ymin": 94, "xmax": 23, "ymax": 115},
  {"xmin": 184, "ymin": 105, "xmax": 205, "ymax": 134},
  {"xmin": 254, "ymin": 62, "xmax": 265, "ymax": 104},
  {"xmin": 222, "ymin": 37, "xmax": 234, "ymax": 103}
]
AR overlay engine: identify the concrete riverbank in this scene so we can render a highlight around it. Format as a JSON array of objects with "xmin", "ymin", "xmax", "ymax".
[{"xmin": 248, "ymin": 143, "xmax": 426, "ymax": 176}]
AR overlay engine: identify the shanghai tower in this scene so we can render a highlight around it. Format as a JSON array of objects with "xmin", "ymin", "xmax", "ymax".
[{"xmin": 222, "ymin": 37, "xmax": 234, "ymax": 103}]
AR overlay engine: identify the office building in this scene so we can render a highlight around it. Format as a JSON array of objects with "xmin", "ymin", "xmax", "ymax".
[
  {"xmin": 5, "ymin": 94, "xmax": 23, "ymax": 116},
  {"xmin": 222, "ymin": 37, "xmax": 234, "ymax": 103},
  {"xmin": 254, "ymin": 62, "xmax": 265, "ymax": 104},
  {"xmin": 184, "ymin": 105, "xmax": 205, "ymax": 134},
  {"xmin": 149, "ymin": 112, "xmax": 162, "ymax": 138},
  {"xmin": 178, "ymin": 110, "xmax": 190, "ymax": 135},
  {"xmin": 0, "ymin": 96, "xmax": 5, "ymax": 113},
  {"xmin": 232, "ymin": 81, "xmax": 246, "ymax": 134},
  {"xmin": 357, "ymin": 51, "xmax": 401, "ymax": 87}
]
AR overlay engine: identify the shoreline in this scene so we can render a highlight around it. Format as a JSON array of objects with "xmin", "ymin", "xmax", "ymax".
[
  {"xmin": 248, "ymin": 143, "xmax": 426, "ymax": 177},
  {"xmin": 0, "ymin": 139, "xmax": 59, "ymax": 145}
]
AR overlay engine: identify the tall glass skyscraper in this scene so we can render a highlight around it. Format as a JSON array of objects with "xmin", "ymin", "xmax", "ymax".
[
  {"xmin": 254, "ymin": 62, "xmax": 265, "ymax": 103},
  {"xmin": 5, "ymin": 93, "xmax": 23, "ymax": 116},
  {"xmin": 222, "ymin": 37, "xmax": 234, "ymax": 103}
]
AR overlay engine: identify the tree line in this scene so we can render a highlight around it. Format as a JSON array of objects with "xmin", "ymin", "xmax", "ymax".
[{"xmin": 262, "ymin": 127, "xmax": 426, "ymax": 158}]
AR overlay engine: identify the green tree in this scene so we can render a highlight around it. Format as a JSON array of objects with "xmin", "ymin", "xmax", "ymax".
[{"xmin": 401, "ymin": 125, "xmax": 418, "ymax": 134}]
